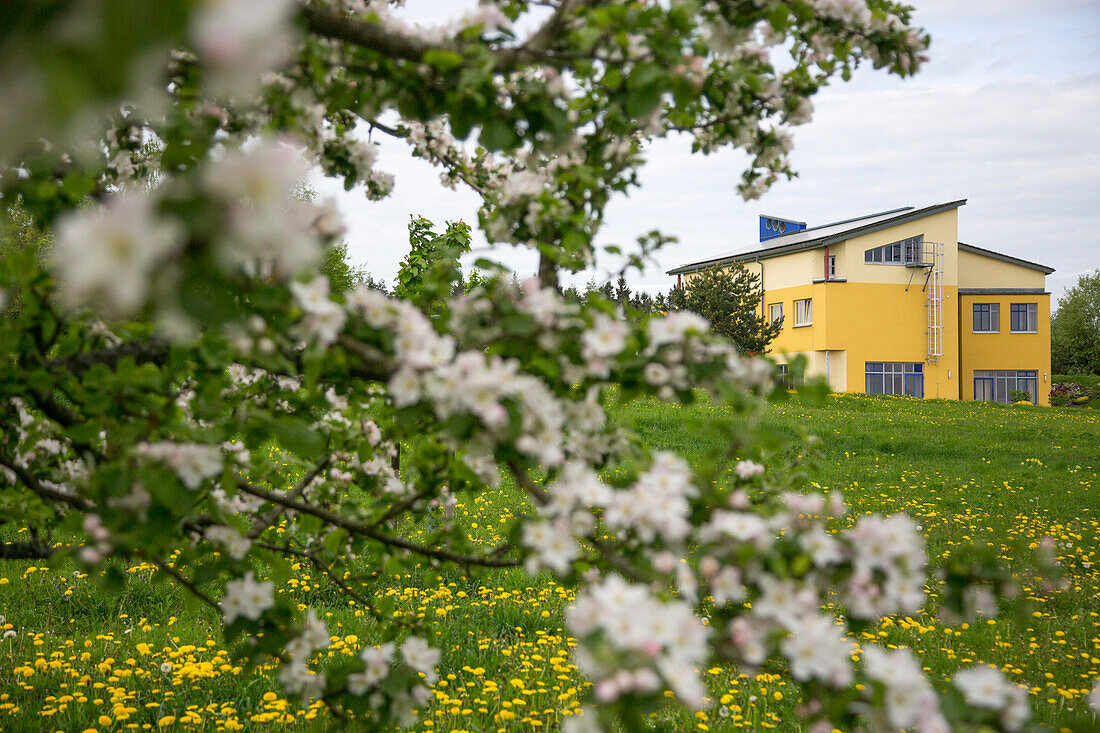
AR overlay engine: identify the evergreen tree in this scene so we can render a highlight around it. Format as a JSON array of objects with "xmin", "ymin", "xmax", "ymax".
[
  {"xmin": 673, "ymin": 264, "xmax": 780, "ymax": 353},
  {"xmin": 614, "ymin": 273, "xmax": 631, "ymax": 305}
]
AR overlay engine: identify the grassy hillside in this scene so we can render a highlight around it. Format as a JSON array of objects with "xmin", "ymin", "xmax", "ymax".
[{"xmin": 1, "ymin": 393, "xmax": 1098, "ymax": 731}]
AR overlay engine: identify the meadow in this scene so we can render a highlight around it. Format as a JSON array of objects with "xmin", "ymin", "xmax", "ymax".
[{"xmin": 2, "ymin": 392, "xmax": 1098, "ymax": 732}]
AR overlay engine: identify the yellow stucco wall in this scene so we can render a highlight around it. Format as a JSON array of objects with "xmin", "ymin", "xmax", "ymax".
[
  {"xmin": 958, "ymin": 250, "xmax": 1046, "ymax": 290},
  {"xmin": 958, "ymin": 293, "xmax": 1052, "ymax": 405},
  {"xmin": 767, "ymin": 282, "xmax": 960, "ymax": 400}
]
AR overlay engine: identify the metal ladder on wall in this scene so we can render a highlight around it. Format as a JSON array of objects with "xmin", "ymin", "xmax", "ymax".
[{"xmin": 924, "ymin": 241, "xmax": 944, "ymax": 363}]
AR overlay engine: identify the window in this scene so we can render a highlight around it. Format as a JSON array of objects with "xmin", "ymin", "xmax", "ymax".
[
  {"xmin": 1010, "ymin": 303, "xmax": 1037, "ymax": 333},
  {"xmin": 769, "ymin": 302, "xmax": 784, "ymax": 327},
  {"xmin": 776, "ymin": 363, "xmax": 799, "ymax": 389},
  {"xmin": 828, "ymin": 255, "xmax": 836, "ymax": 279},
  {"xmin": 794, "ymin": 299, "xmax": 812, "ymax": 326},
  {"xmin": 865, "ymin": 362, "xmax": 923, "ymax": 397},
  {"xmin": 864, "ymin": 235, "xmax": 923, "ymax": 265},
  {"xmin": 974, "ymin": 369, "xmax": 1038, "ymax": 404},
  {"xmin": 972, "ymin": 303, "xmax": 1000, "ymax": 332}
]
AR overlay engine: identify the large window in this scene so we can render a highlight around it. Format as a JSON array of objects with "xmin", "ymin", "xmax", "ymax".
[
  {"xmin": 972, "ymin": 303, "xmax": 1000, "ymax": 333},
  {"xmin": 1010, "ymin": 303, "xmax": 1037, "ymax": 333},
  {"xmin": 794, "ymin": 298, "xmax": 812, "ymax": 326},
  {"xmin": 865, "ymin": 362, "xmax": 924, "ymax": 398},
  {"xmin": 769, "ymin": 302, "xmax": 784, "ymax": 327},
  {"xmin": 974, "ymin": 370, "xmax": 1038, "ymax": 404},
  {"xmin": 864, "ymin": 236, "xmax": 923, "ymax": 265}
]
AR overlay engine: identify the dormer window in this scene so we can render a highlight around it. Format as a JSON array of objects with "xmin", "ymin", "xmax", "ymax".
[{"xmin": 864, "ymin": 236, "xmax": 923, "ymax": 265}]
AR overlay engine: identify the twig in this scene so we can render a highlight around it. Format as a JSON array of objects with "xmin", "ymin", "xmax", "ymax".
[
  {"xmin": 149, "ymin": 557, "xmax": 222, "ymax": 614},
  {"xmin": 248, "ymin": 457, "xmax": 332, "ymax": 539},
  {"xmin": 236, "ymin": 478, "xmax": 520, "ymax": 568},
  {"xmin": 0, "ymin": 457, "xmax": 94, "ymax": 511}
]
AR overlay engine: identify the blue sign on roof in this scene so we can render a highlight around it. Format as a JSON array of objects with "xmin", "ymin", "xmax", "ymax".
[{"xmin": 759, "ymin": 215, "xmax": 806, "ymax": 242}]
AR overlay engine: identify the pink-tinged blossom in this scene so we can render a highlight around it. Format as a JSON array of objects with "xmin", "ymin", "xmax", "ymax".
[
  {"xmin": 735, "ymin": 459, "xmax": 764, "ymax": 480},
  {"xmin": 191, "ymin": 0, "xmax": 297, "ymax": 98}
]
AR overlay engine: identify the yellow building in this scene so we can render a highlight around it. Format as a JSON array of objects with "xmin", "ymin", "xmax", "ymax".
[{"xmin": 668, "ymin": 200, "xmax": 1055, "ymax": 405}]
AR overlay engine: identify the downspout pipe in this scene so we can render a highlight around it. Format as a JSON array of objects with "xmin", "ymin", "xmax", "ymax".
[{"xmin": 753, "ymin": 256, "xmax": 765, "ymax": 320}]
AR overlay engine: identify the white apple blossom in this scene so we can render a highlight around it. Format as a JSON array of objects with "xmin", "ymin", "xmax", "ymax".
[
  {"xmin": 53, "ymin": 191, "xmax": 184, "ymax": 317},
  {"xmin": 955, "ymin": 664, "xmax": 1014, "ymax": 709},
  {"xmin": 582, "ymin": 313, "xmax": 628, "ymax": 359},
  {"xmin": 221, "ymin": 572, "xmax": 274, "ymax": 624},
  {"xmin": 135, "ymin": 442, "xmax": 223, "ymax": 490},
  {"xmin": 204, "ymin": 525, "xmax": 251, "ymax": 560},
  {"xmin": 401, "ymin": 636, "xmax": 441, "ymax": 683}
]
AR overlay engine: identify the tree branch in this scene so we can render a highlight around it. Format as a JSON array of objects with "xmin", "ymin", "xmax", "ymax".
[
  {"xmin": 47, "ymin": 338, "xmax": 169, "ymax": 374},
  {"xmin": 236, "ymin": 478, "xmax": 520, "ymax": 568},
  {"xmin": 301, "ymin": 4, "xmax": 434, "ymax": 62},
  {"xmin": 247, "ymin": 457, "xmax": 332, "ymax": 539},
  {"xmin": 0, "ymin": 540, "xmax": 59, "ymax": 559},
  {"xmin": 255, "ymin": 540, "xmax": 398, "ymax": 627},
  {"xmin": 0, "ymin": 457, "xmax": 94, "ymax": 511},
  {"xmin": 149, "ymin": 557, "xmax": 222, "ymax": 614}
]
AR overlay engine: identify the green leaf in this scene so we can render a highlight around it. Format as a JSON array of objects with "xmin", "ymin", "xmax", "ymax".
[
  {"xmin": 422, "ymin": 49, "xmax": 464, "ymax": 72},
  {"xmin": 479, "ymin": 117, "xmax": 518, "ymax": 151}
]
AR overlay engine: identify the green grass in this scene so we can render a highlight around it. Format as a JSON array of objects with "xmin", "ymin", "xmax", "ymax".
[{"xmin": 2, "ymin": 393, "xmax": 1098, "ymax": 731}]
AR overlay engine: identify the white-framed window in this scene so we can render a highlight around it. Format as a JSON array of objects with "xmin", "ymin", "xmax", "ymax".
[
  {"xmin": 1010, "ymin": 303, "xmax": 1038, "ymax": 333},
  {"xmin": 769, "ymin": 302, "xmax": 784, "ymax": 326},
  {"xmin": 973, "ymin": 303, "xmax": 1000, "ymax": 333},
  {"xmin": 794, "ymin": 298, "xmax": 812, "ymax": 326},
  {"xmin": 828, "ymin": 255, "xmax": 836, "ymax": 279}
]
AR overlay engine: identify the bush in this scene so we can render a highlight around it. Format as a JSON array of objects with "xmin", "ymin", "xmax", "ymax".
[
  {"xmin": 1050, "ymin": 376, "xmax": 1100, "ymax": 407},
  {"xmin": 1008, "ymin": 389, "xmax": 1032, "ymax": 404}
]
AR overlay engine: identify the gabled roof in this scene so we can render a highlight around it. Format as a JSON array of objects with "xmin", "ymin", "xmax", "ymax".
[
  {"xmin": 958, "ymin": 242, "xmax": 1055, "ymax": 275},
  {"xmin": 667, "ymin": 200, "xmax": 967, "ymax": 275}
]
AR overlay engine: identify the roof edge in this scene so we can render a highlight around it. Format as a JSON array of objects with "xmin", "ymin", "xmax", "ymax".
[
  {"xmin": 667, "ymin": 200, "xmax": 967, "ymax": 276},
  {"xmin": 958, "ymin": 242, "xmax": 1055, "ymax": 275},
  {"xmin": 958, "ymin": 288, "xmax": 1049, "ymax": 295}
]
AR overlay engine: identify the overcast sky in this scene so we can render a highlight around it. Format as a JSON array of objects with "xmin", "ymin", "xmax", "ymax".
[{"xmin": 313, "ymin": 0, "xmax": 1100, "ymax": 304}]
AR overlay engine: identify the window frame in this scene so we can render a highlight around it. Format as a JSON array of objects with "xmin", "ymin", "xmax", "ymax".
[
  {"xmin": 768, "ymin": 302, "xmax": 784, "ymax": 327},
  {"xmin": 973, "ymin": 369, "xmax": 1038, "ymax": 404},
  {"xmin": 864, "ymin": 235, "xmax": 923, "ymax": 266},
  {"xmin": 972, "ymin": 303, "xmax": 1000, "ymax": 333},
  {"xmin": 827, "ymin": 254, "xmax": 836, "ymax": 279},
  {"xmin": 1009, "ymin": 302, "xmax": 1038, "ymax": 333},
  {"xmin": 865, "ymin": 362, "xmax": 924, "ymax": 398},
  {"xmin": 793, "ymin": 298, "xmax": 812, "ymax": 327}
]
